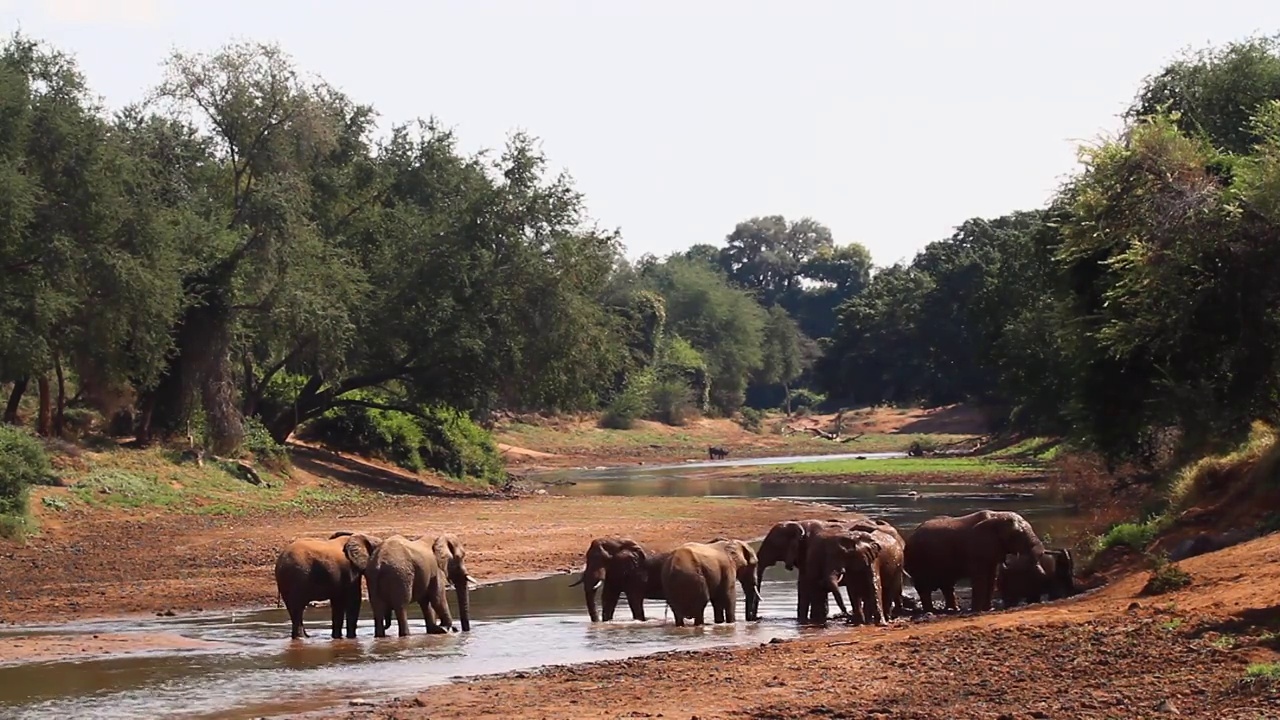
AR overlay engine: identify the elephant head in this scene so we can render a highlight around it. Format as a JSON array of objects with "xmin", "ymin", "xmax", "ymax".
[
  {"xmin": 756, "ymin": 521, "xmax": 808, "ymax": 588},
  {"xmin": 432, "ymin": 534, "xmax": 474, "ymax": 632},
  {"xmin": 569, "ymin": 537, "xmax": 647, "ymax": 622},
  {"xmin": 1047, "ymin": 548, "xmax": 1076, "ymax": 598},
  {"xmin": 719, "ymin": 539, "xmax": 762, "ymax": 621},
  {"xmin": 975, "ymin": 512, "xmax": 1046, "ymax": 573},
  {"xmin": 340, "ymin": 532, "xmax": 383, "ymax": 576}
]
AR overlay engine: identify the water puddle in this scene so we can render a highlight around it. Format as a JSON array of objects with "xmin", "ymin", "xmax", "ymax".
[{"xmin": 0, "ymin": 462, "xmax": 1077, "ymax": 719}]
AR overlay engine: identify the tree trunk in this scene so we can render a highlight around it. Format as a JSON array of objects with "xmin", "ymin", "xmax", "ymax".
[
  {"xmin": 783, "ymin": 381, "xmax": 791, "ymax": 416},
  {"xmin": 36, "ymin": 375, "xmax": 52, "ymax": 437},
  {"xmin": 53, "ymin": 352, "xmax": 66, "ymax": 437},
  {"xmin": 3, "ymin": 377, "xmax": 27, "ymax": 424}
]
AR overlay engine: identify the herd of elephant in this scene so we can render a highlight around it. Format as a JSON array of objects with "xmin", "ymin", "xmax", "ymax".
[
  {"xmin": 268, "ymin": 509, "xmax": 1076, "ymax": 640},
  {"xmin": 574, "ymin": 509, "xmax": 1077, "ymax": 628}
]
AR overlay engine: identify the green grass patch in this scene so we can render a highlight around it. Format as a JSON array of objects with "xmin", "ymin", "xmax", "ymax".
[
  {"xmin": 984, "ymin": 436, "xmax": 1064, "ymax": 462},
  {"xmin": 1243, "ymin": 662, "xmax": 1280, "ymax": 688},
  {"xmin": 1096, "ymin": 514, "xmax": 1172, "ymax": 552},
  {"xmin": 759, "ymin": 456, "xmax": 1039, "ymax": 478}
]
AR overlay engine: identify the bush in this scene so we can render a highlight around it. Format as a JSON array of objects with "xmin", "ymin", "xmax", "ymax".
[
  {"xmin": 0, "ymin": 424, "xmax": 51, "ymax": 518},
  {"xmin": 649, "ymin": 378, "xmax": 695, "ymax": 426},
  {"xmin": 1141, "ymin": 554, "xmax": 1192, "ymax": 595},
  {"xmin": 786, "ymin": 388, "xmax": 825, "ymax": 412},
  {"xmin": 601, "ymin": 371, "xmax": 654, "ymax": 430},
  {"xmin": 1097, "ymin": 514, "xmax": 1170, "ymax": 552},
  {"xmin": 303, "ymin": 395, "xmax": 503, "ymax": 484},
  {"xmin": 736, "ymin": 407, "xmax": 765, "ymax": 433},
  {"xmin": 242, "ymin": 416, "xmax": 290, "ymax": 471}
]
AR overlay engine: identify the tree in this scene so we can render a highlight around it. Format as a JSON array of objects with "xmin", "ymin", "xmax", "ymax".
[
  {"xmin": 719, "ymin": 215, "xmax": 834, "ymax": 305},
  {"xmin": 759, "ymin": 305, "xmax": 806, "ymax": 414}
]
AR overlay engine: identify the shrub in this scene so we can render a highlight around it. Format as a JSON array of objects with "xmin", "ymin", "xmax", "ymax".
[
  {"xmin": 1167, "ymin": 421, "xmax": 1278, "ymax": 511},
  {"xmin": 0, "ymin": 424, "xmax": 51, "ymax": 517},
  {"xmin": 303, "ymin": 395, "xmax": 503, "ymax": 484},
  {"xmin": 1097, "ymin": 514, "xmax": 1170, "ymax": 552},
  {"xmin": 601, "ymin": 371, "xmax": 654, "ymax": 430},
  {"xmin": 736, "ymin": 407, "xmax": 765, "ymax": 433},
  {"xmin": 242, "ymin": 416, "xmax": 290, "ymax": 472},
  {"xmin": 649, "ymin": 378, "xmax": 695, "ymax": 426},
  {"xmin": 1141, "ymin": 554, "xmax": 1192, "ymax": 595},
  {"xmin": 786, "ymin": 388, "xmax": 825, "ymax": 412}
]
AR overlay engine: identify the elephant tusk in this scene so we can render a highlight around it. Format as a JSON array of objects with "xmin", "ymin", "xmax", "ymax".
[
  {"xmin": 466, "ymin": 574, "xmax": 480, "ymax": 588},
  {"xmin": 589, "ymin": 580, "xmax": 602, "ymax": 593}
]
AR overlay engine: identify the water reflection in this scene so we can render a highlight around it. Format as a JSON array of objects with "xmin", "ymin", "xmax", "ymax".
[{"xmin": 0, "ymin": 470, "xmax": 1075, "ymax": 720}]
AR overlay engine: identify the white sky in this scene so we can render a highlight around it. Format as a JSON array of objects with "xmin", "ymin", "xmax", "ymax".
[{"xmin": 3, "ymin": 1, "xmax": 1279, "ymax": 265}]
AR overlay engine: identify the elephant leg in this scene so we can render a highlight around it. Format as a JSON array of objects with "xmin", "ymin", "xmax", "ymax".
[
  {"xmin": 693, "ymin": 603, "xmax": 706, "ymax": 626},
  {"xmin": 344, "ymin": 585, "xmax": 362, "ymax": 638},
  {"xmin": 395, "ymin": 606, "xmax": 410, "ymax": 637},
  {"xmin": 427, "ymin": 587, "xmax": 453, "ymax": 633},
  {"xmin": 870, "ymin": 571, "xmax": 886, "ymax": 626},
  {"xmin": 829, "ymin": 583, "xmax": 848, "ymax": 617},
  {"xmin": 370, "ymin": 595, "xmax": 388, "ymax": 638},
  {"xmin": 942, "ymin": 585, "xmax": 959, "ymax": 612},
  {"xmin": 673, "ymin": 610, "xmax": 685, "ymax": 628},
  {"xmin": 602, "ymin": 587, "xmax": 623, "ymax": 622},
  {"xmin": 420, "ymin": 598, "xmax": 448, "ymax": 634},
  {"xmin": 724, "ymin": 585, "xmax": 737, "ymax": 624},
  {"xmin": 329, "ymin": 597, "xmax": 344, "ymax": 639},
  {"xmin": 971, "ymin": 573, "xmax": 994, "ymax": 612},
  {"xmin": 286, "ymin": 601, "xmax": 308, "ymax": 639},
  {"xmin": 796, "ymin": 583, "xmax": 811, "ymax": 622},
  {"xmin": 917, "ymin": 586, "xmax": 935, "ymax": 614},
  {"xmin": 626, "ymin": 591, "xmax": 647, "ymax": 621},
  {"xmin": 712, "ymin": 600, "xmax": 725, "ymax": 624}
]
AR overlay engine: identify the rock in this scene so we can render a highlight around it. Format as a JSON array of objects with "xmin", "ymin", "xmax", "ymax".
[
  {"xmin": 349, "ymin": 699, "xmax": 375, "ymax": 707},
  {"xmin": 1127, "ymin": 602, "xmax": 1141, "ymax": 612},
  {"xmin": 997, "ymin": 714, "xmax": 1016, "ymax": 720},
  {"xmin": 1156, "ymin": 698, "xmax": 1179, "ymax": 714},
  {"xmin": 1030, "ymin": 712, "xmax": 1050, "ymax": 719}
]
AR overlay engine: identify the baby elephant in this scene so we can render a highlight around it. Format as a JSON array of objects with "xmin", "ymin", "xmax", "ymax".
[
  {"xmin": 997, "ymin": 547, "xmax": 1076, "ymax": 607},
  {"xmin": 354, "ymin": 534, "xmax": 477, "ymax": 637},
  {"xmin": 662, "ymin": 539, "xmax": 760, "ymax": 626}
]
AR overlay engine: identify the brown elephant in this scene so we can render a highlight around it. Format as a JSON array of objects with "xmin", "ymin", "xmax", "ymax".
[
  {"xmin": 274, "ymin": 530, "xmax": 382, "ymax": 639},
  {"xmin": 357, "ymin": 534, "xmax": 475, "ymax": 637},
  {"xmin": 997, "ymin": 547, "xmax": 1076, "ymax": 607},
  {"xmin": 803, "ymin": 526, "xmax": 905, "ymax": 625},
  {"xmin": 755, "ymin": 516, "xmax": 886, "ymax": 621},
  {"xmin": 661, "ymin": 539, "xmax": 760, "ymax": 626},
  {"xmin": 903, "ymin": 510, "xmax": 1046, "ymax": 613},
  {"xmin": 569, "ymin": 537, "xmax": 670, "ymax": 622}
]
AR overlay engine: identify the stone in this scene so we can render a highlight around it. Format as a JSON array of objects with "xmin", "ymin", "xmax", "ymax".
[{"xmin": 1155, "ymin": 698, "xmax": 1179, "ymax": 714}]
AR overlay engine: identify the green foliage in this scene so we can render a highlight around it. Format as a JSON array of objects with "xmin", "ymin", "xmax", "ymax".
[
  {"xmin": 241, "ymin": 416, "xmax": 290, "ymax": 471},
  {"xmin": 72, "ymin": 469, "xmax": 181, "ymax": 508},
  {"xmin": 601, "ymin": 371, "xmax": 654, "ymax": 430},
  {"xmin": 0, "ymin": 424, "xmax": 50, "ymax": 516},
  {"xmin": 304, "ymin": 395, "xmax": 502, "ymax": 483},
  {"xmin": 786, "ymin": 388, "xmax": 825, "ymax": 411},
  {"xmin": 649, "ymin": 377, "xmax": 695, "ymax": 426},
  {"xmin": 1243, "ymin": 662, "xmax": 1280, "ymax": 687},
  {"xmin": 736, "ymin": 407, "xmax": 765, "ymax": 433},
  {"xmin": 1142, "ymin": 554, "xmax": 1193, "ymax": 596},
  {"xmin": 1097, "ymin": 515, "xmax": 1171, "ymax": 552}
]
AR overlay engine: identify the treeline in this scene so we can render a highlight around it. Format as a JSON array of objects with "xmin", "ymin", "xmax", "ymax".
[
  {"xmin": 816, "ymin": 35, "xmax": 1280, "ymax": 466},
  {"xmin": 0, "ymin": 34, "xmax": 868, "ymax": 474},
  {"xmin": 8, "ymin": 31, "xmax": 1280, "ymax": 477}
]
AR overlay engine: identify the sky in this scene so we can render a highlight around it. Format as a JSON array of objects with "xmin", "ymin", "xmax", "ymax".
[{"xmin": 3, "ymin": 1, "xmax": 1280, "ymax": 266}]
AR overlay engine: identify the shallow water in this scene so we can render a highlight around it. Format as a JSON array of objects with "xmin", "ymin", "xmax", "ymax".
[{"xmin": 0, "ymin": 457, "xmax": 1076, "ymax": 719}]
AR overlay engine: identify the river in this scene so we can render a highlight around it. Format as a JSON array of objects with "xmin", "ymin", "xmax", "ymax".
[{"xmin": 0, "ymin": 454, "xmax": 1076, "ymax": 719}]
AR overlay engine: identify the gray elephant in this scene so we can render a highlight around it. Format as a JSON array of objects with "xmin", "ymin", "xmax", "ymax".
[
  {"xmin": 904, "ymin": 510, "xmax": 1045, "ymax": 613},
  {"xmin": 661, "ymin": 539, "xmax": 760, "ymax": 626},
  {"xmin": 354, "ymin": 534, "xmax": 475, "ymax": 637},
  {"xmin": 997, "ymin": 547, "xmax": 1076, "ymax": 607},
  {"xmin": 755, "ymin": 516, "xmax": 891, "ymax": 622},
  {"xmin": 569, "ymin": 537, "xmax": 668, "ymax": 622},
  {"xmin": 273, "ymin": 531, "xmax": 382, "ymax": 639}
]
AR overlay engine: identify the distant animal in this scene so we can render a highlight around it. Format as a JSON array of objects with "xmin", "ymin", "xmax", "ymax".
[{"xmin": 708, "ymin": 446, "xmax": 729, "ymax": 460}]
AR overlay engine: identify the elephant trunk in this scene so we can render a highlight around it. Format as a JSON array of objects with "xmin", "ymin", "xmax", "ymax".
[
  {"xmin": 452, "ymin": 569, "xmax": 472, "ymax": 632},
  {"xmin": 584, "ymin": 577, "xmax": 602, "ymax": 622}
]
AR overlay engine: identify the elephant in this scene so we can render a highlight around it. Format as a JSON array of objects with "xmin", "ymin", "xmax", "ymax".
[
  {"xmin": 357, "ymin": 533, "xmax": 475, "ymax": 637},
  {"xmin": 903, "ymin": 510, "xmax": 1046, "ymax": 613},
  {"xmin": 754, "ymin": 516, "xmax": 885, "ymax": 621},
  {"xmin": 569, "ymin": 537, "xmax": 669, "ymax": 622},
  {"xmin": 661, "ymin": 539, "xmax": 760, "ymax": 626},
  {"xmin": 997, "ymin": 547, "xmax": 1076, "ymax": 607},
  {"xmin": 273, "ymin": 530, "xmax": 382, "ymax": 639},
  {"xmin": 802, "ymin": 526, "xmax": 905, "ymax": 626}
]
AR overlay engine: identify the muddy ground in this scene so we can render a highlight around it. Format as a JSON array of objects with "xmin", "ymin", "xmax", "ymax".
[{"xmin": 317, "ymin": 532, "xmax": 1280, "ymax": 720}]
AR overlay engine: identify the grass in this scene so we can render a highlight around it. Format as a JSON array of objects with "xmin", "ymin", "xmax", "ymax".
[
  {"xmin": 758, "ymin": 456, "xmax": 1041, "ymax": 478},
  {"xmin": 496, "ymin": 418, "xmax": 976, "ymax": 457},
  {"xmin": 1143, "ymin": 556, "xmax": 1193, "ymax": 595},
  {"xmin": 1167, "ymin": 421, "xmax": 1280, "ymax": 511},
  {"xmin": 1097, "ymin": 514, "xmax": 1173, "ymax": 552},
  {"xmin": 52, "ymin": 446, "xmax": 366, "ymax": 517},
  {"xmin": 983, "ymin": 436, "xmax": 1065, "ymax": 462},
  {"xmin": 1243, "ymin": 663, "xmax": 1280, "ymax": 688}
]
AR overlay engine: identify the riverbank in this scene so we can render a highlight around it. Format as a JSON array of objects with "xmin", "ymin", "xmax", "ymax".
[{"xmin": 317, "ymin": 530, "xmax": 1280, "ymax": 720}]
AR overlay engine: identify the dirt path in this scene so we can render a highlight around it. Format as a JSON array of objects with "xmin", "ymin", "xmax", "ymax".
[{"xmin": 315, "ymin": 532, "xmax": 1280, "ymax": 720}]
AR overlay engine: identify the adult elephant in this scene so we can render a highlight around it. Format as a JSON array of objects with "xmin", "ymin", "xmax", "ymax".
[
  {"xmin": 361, "ymin": 534, "xmax": 475, "ymax": 637},
  {"xmin": 569, "ymin": 537, "xmax": 670, "ymax": 622},
  {"xmin": 274, "ymin": 530, "xmax": 382, "ymax": 639},
  {"xmin": 662, "ymin": 539, "xmax": 760, "ymax": 626},
  {"xmin": 754, "ymin": 516, "xmax": 873, "ymax": 586},
  {"xmin": 805, "ymin": 524, "xmax": 907, "ymax": 625},
  {"xmin": 904, "ymin": 510, "xmax": 1046, "ymax": 613},
  {"xmin": 997, "ymin": 547, "xmax": 1076, "ymax": 607}
]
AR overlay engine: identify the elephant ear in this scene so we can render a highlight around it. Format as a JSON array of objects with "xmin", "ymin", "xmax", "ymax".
[
  {"xmin": 621, "ymin": 539, "xmax": 647, "ymax": 567},
  {"xmin": 433, "ymin": 534, "xmax": 465, "ymax": 574},
  {"xmin": 343, "ymin": 534, "xmax": 381, "ymax": 574}
]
